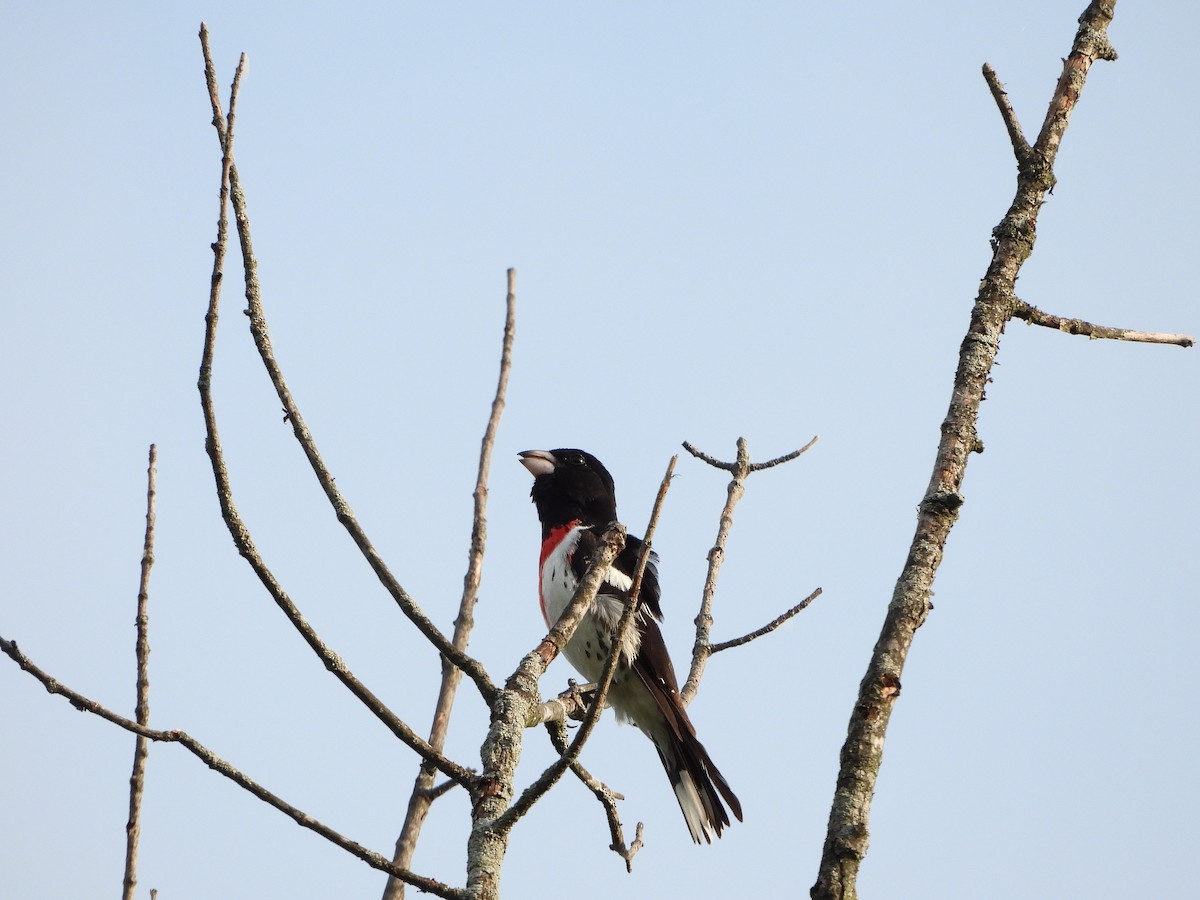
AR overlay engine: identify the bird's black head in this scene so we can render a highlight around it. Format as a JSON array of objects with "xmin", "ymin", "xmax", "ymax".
[{"xmin": 518, "ymin": 448, "xmax": 618, "ymax": 531}]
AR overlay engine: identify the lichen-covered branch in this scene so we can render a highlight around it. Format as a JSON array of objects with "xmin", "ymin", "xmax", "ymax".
[
  {"xmin": 466, "ymin": 527, "xmax": 626, "ymax": 900},
  {"xmin": 1012, "ymin": 300, "xmax": 1194, "ymax": 346},
  {"xmin": 982, "ymin": 64, "xmax": 1032, "ymax": 165},
  {"xmin": 811, "ymin": 5, "xmax": 1146, "ymax": 898}
]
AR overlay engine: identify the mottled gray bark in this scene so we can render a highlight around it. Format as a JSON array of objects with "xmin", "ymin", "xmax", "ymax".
[{"xmin": 812, "ymin": 4, "xmax": 1125, "ymax": 898}]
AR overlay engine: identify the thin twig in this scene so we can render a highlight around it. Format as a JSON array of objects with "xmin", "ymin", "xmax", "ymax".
[
  {"xmin": 710, "ymin": 588, "xmax": 822, "ymax": 654},
  {"xmin": 543, "ymin": 718, "xmax": 643, "ymax": 872},
  {"xmin": 383, "ymin": 270, "xmax": 517, "ymax": 900},
  {"xmin": 0, "ymin": 633, "xmax": 464, "ymax": 900},
  {"xmin": 122, "ymin": 444, "xmax": 157, "ymax": 900},
  {"xmin": 680, "ymin": 437, "xmax": 817, "ymax": 704},
  {"xmin": 497, "ymin": 458, "xmax": 677, "ymax": 832},
  {"xmin": 196, "ymin": 26, "xmax": 472, "ymax": 789},
  {"xmin": 419, "ymin": 779, "xmax": 460, "ymax": 803},
  {"xmin": 982, "ymin": 63, "xmax": 1032, "ymax": 164},
  {"xmin": 749, "ymin": 434, "xmax": 820, "ymax": 472},
  {"xmin": 1013, "ymin": 300, "xmax": 1194, "ymax": 347}
]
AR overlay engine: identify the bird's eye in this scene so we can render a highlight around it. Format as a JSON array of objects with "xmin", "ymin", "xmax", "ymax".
[{"xmin": 567, "ymin": 453, "xmax": 585, "ymax": 466}]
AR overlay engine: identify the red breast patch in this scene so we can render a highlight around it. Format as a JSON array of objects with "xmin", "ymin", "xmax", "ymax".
[{"xmin": 538, "ymin": 520, "xmax": 582, "ymax": 624}]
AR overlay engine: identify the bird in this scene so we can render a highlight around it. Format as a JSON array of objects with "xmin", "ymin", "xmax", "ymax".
[{"xmin": 518, "ymin": 448, "xmax": 742, "ymax": 843}]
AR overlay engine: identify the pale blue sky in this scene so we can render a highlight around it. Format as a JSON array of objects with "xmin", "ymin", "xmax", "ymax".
[{"xmin": 2, "ymin": 3, "xmax": 1197, "ymax": 898}]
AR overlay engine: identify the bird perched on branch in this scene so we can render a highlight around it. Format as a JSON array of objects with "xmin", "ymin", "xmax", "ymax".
[{"xmin": 518, "ymin": 448, "xmax": 742, "ymax": 843}]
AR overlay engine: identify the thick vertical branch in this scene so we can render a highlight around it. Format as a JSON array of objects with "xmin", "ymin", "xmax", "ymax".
[
  {"xmin": 383, "ymin": 271, "xmax": 517, "ymax": 900},
  {"xmin": 812, "ymin": 4, "xmax": 1120, "ymax": 898},
  {"xmin": 122, "ymin": 443, "xmax": 157, "ymax": 900},
  {"xmin": 466, "ymin": 527, "xmax": 626, "ymax": 900}
]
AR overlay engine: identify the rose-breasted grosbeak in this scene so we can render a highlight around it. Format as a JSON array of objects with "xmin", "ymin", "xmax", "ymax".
[{"xmin": 518, "ymin": 448, "xmax": 742, "ymax": 843}]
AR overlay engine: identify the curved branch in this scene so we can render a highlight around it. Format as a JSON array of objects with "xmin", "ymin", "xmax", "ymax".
[
  {"xmin": 0, "ymin": 633, "xmax": 463, "ymax": 900},
  {"xmin": 709, "ymin": 587, "xmax": 822, "ymax": 654},
  {"xmin": 198, "ymin": 25, "xmax": 496, "ymax": 705},
  {"xmin": 197, "ymin": 27, "xmax": 472, "ymax": 789}
]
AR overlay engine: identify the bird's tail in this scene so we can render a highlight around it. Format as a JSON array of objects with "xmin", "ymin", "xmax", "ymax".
[{"xmin": 650, "ymin": 722, "xmax": 743, "ymax": 843}]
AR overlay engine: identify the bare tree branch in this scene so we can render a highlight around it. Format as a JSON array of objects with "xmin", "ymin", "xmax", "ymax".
[
  {"xmin": 121, "ymin": 443, "xmax": 157, "ymax": 900},
  {"xmin": 0, "ymin": 634, "xmax": 463, "ymax": 900},
  {"xmin": 543, "ymin": 717, "xmax": 643, "ymax": 871},
  {"xmin": 198, "ymin": 25, "xmax": 496, "ymax": 706},
  {"xmin": 533, "ymin": 678, "xmax": 603, "ymax": 725},
  {"xmin": 419, "ymin": 779, "xmax": 459, "ymax": 803},
  {"xmin": 383, "ymin": 270, "xmax": 517, "ymax": 899},
  {"xmin": 982, "ymin": 63, "xmax": 1032, "ymax": 164},
  {"xmin": 1012, "ymin": 300, "xmax": 1194, "ymax": 346},
  {"xmin": 747, "ymin": 436, "xmax": 821, "ymax": 472},
  {"xmin": 680, "ymin": 437, "xmax": 818, "ymax": 705},
  {"xmin": 196, "ymin": 26, "xmax": 472, "ymax": 789},
  {"xmin": 709, "ymin": 587, "xmax": 822, "ymax": 654},
  {"xmin": 810, "ymin": 6, "xmax": 1183, "ymax": 898}
]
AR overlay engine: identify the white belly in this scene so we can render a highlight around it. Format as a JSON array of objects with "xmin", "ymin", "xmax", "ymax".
[{"xmin": 540, "ymin": 525, "xmax": 644, "ymax": 708}]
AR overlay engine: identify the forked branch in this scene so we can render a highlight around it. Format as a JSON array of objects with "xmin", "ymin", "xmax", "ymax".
[
  {"xmin": 680, "ymin": 436, "xmax": 820, "ymax": 705},
  {"xmin": 812, "ymin": 5, "xmax": 1192, "ymax": 898},
  {"xmin": 543, "ymin": 717, "xmax": 642, "ymax": 871}
]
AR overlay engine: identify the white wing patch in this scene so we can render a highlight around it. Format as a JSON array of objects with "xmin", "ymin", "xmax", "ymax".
[{"xmin": 602, "ymin": 565, "xmax": 633, "ymax": 592}]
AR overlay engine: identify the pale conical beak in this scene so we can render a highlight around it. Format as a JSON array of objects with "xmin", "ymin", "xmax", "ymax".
[{"xmin": 518, "ymin": 449, "xmax": 556, "ymax": 477}]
